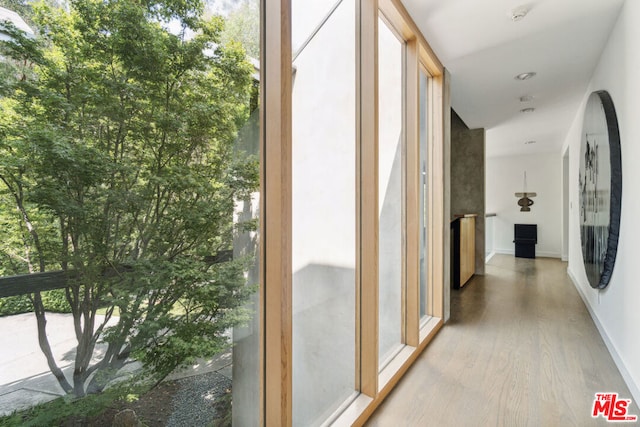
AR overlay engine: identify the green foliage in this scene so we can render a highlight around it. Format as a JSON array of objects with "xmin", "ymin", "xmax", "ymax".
[
  {"xmin": 0, "ymin": 289, "xmax": 71, "ymax": 316},
  {"xmin": 0, "ymin": 383, "xmax": 145, "ymax": 427},
  {"xmin": 0, "ymin": 295, "xmax": 31, "ymax": 316},
  {"xmin": 0, "ymin": 0, "xmax": 34, "ymax": 27},
  {"xmin": 211, "ymin": 387, "xmax": 232, "ymax": 427},
  {"xmin": 220, "ymin": 0, "xmax": 259, "ymax": 58},
  {"xmin": 40, "ymin": 289, "xmax": 71, "ymax": 312},
  {"xmin": 0, "ymin": 0, "xmax": 258, "ymax": 397}
]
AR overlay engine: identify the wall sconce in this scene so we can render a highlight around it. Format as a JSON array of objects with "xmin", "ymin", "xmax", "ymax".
[{"xmin": 515, "ymin": 171, "xmax": 536, "ymax": 212}]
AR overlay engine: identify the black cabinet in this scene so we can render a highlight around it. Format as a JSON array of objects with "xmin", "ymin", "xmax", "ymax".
[{"xmin": 514, "ymin": 224, "xmax": 537, "ymax": 258}]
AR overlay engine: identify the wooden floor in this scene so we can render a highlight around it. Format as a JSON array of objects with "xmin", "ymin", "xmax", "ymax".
[{"xmin": 366, "ymin": 255, "xmax": 639, "ymax": 426}]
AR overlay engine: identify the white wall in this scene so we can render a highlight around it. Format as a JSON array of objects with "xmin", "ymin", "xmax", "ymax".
[
  {"xmin": 562, "ymin": 0, "xmax": 640, "ymax": 403},
  {"xmin": 486, "ymin": 152, "xmax": 562, "ymax": 258}
]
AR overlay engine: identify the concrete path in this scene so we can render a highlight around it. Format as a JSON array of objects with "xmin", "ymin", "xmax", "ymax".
[{"xmin": 0, "ymin": 312, "xmax": 120, "ymax": 416}]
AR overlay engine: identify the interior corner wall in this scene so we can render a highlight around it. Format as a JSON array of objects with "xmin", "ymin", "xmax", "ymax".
[
  {"xmin": 563, "ymin": 0, "xmax": 640, "ymax": 404},
  {"xmin": 450, "ymin": 109, "xmax": 485, "ymax": 275},
  {"xmin": 485, "ymin": 152, "xmax": 562, "ymax": 258}
]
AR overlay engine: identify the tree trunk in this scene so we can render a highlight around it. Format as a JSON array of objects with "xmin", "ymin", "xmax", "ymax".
[
  {"xmin": 86, "ymin": 344, "xmax": 131, "ymax": 394},
  {"xmin": 32, "ymin": 292, "xmax": 74, "ymax": 394},
  {"xmin": 72, "ymin": 304, "xmax": 98, "ymax": 397},
  {"xmin": 2, "ymin": 177, "xmax": 75, "ymax": 394}
]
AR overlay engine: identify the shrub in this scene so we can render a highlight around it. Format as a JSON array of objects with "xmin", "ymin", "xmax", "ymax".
[
  {"xmin": 40, "ymin": 289, "xmax": 72, "ymax": 313},
  {"xmin": 0, "ymin": 295, "xmax": 32, "ymax": 316},
  {"xmin": 0, "ymin": 289, "xmax": 72, "ymax": 316}
]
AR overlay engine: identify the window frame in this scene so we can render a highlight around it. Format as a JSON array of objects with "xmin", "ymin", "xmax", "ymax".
[
  {"xmin": 418, "ymin": 63, "xmax": 432, "ymax": 326},
  {"xmin": 377, "ymin": 9, "xmax": 408, "ymax": 372},
  {"xmin": 261, "ymin": 0, "xmax": 447, "ymax": 424}
]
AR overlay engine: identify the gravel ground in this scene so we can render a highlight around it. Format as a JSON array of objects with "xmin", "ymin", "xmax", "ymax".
[{"xmin": 166, "ymin": 371, "xmax": 232, "ymax": 427}]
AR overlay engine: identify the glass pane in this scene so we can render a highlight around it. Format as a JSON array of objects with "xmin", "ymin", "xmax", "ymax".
[
  {"xmin": 378, "ymin": 17, "xmax": 405, "ymax": 369},
  {"xmin": 0, "ymin": 1, "xmax": 260, "ymax": 424},
  {"xmin": 292, "ymin": 0, "xmax": 357, "ymax": 425},
  {"xmin": 419, "ymin": 70, "xmax": 429, "ymax": 321},
  {"xmin": 230, "ymin": 0, "xmax": 261, "ymax": 423},
  {"xmin": 292, "ymin": 0, "xmax": 343, "ymax": 52}
]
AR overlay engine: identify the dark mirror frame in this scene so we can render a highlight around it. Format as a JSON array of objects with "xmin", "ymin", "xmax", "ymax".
[{"xmin": 579, "ymin": 90, "xmax": 622, "ymax": 289}]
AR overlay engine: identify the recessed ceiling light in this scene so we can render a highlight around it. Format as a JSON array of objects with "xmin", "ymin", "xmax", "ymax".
[
  {"xmin": 520, "ymin": 107, "xmax": 536, "ymax": 113},
  {"xmin": 525, "ymin": 140, "xmax": 536, "ymax": 145},
  {"xmin": 520, "ymin": 95, "xmax": 534, "ymax": 102},
  {"xmin": 510, "ymin": 6, "xmax": 529, "ymax": 22},
  {"xmin": 515, "ymin": 72, "xmax": 537, "ymax": 80}
]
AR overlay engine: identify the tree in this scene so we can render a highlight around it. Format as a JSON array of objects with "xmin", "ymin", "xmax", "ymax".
[
  {"xmin": 219, "ymin": 0, "xmax": 259, "ymax": 59},
  {"xmin": 0, "ymin": 0, "xmax": 257, "ymax": 397},
  {"xmin": 0, "ymin": 0, "xmax": 34, "ymax": 27}
]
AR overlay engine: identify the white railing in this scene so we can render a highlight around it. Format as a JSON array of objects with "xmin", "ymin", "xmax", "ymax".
[{"xmin": 485, "ymin": 213, "xmax": 497, "ymax": 262}]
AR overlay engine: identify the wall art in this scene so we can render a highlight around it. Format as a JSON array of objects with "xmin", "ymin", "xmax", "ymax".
[{"xmin": 579, "ymin": 90, "xmax": 622, "ymax": 289}]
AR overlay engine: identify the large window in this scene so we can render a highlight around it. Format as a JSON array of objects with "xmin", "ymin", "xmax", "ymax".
[
  {"xmin": 419, "ymin": 68, "xmax": 430, "ymax": 322},
  {"xmin": 377, "ymin": 15, "xmax": 406, "ymax": 370},
  {"xmin": 0, "ymin": 1, "xmax": 260, "ymax": 424},
  {"xmin": 0, "ymin": 0, "xmax": 448, "ymax": 425},
  {"xmin": 262, "ymin": 0, "xmax": 448, "ymax": 423},
  {"xmin": 291, "ymin": 0, "xmax": 358, "ymax": 424}
]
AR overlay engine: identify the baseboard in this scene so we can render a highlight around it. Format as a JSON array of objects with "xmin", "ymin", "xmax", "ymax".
[
  {"xmin": 537, "ymin": 251, "xmax": 562, "ymax": 258},
  {"xmin": 485, "ymin": 251, "xmax": 496, "ymax": 263},
  {"xmin": 567, "ymin": 268, "xmax": 640, "ymax": 406},
  {"xmin": 493, "ymin": 248, "xmax": 561, "ymax": 258},
  {"xmin": 494, "ymin": 248, "xmax": 514, "ymax": 255}
]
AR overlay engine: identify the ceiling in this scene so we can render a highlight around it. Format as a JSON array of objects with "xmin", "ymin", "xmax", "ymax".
[{"xmin": 402, "ymin": 0, "xmax": 625, "ymax": 157}]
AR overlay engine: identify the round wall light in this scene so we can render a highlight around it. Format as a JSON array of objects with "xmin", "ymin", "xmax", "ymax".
[
  {"xmin": 515, "ymin": 72, "xmax": 536, "ymax": 80},
  {"xmin": 510, "ymin": 6, "xmax": 529, "ymax": 22}
]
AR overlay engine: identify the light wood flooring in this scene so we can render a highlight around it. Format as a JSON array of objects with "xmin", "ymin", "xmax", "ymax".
[{"xmin": 366, "ymin": 255, "xmax": 639, "ymax": 426}]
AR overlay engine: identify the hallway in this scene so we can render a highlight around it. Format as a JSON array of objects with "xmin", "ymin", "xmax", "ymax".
[{"xmin": 367, "ymin": 255, "xmax": 639, "ymax": 426}]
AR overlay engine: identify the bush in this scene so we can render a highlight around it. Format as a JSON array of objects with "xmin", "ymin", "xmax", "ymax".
[
  {"xmin": 0, "ymin": 289, "xmax": 72, "ymax": 317},
  {"xmin": 0, "ymin": 295, "xmax": 32, "ymax": 316},
  {"xmin": 0, "ymin": 383, "xmax": 143, "ymax": 427},
  {"xmin": 41, "ymin": 289, "xmax": 72, "ymax": 313}
]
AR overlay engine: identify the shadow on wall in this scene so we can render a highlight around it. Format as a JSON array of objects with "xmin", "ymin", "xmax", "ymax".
[
  {"xmin": 293, "ymin": 263, "xmax": 356, "ymax": 426},
  {"xmin": 379, "ymin": 135, "xmax": 402, "ymax": 364}
]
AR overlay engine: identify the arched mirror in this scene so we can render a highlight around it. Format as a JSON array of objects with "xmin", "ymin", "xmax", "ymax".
[{"xmin": 579, "ymin": 90, "xmax": 622, "ymax": 289}]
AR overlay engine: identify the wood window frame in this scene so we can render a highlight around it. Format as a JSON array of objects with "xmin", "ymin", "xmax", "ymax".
[
  {"xmin": 260, "ymin": 0, "xmax": 448, "ymax": 424},
  {"xmin": 418, "ymin": 62, "xmax": 432, "ymax": 327},
  {"xmin": 377, "ymin": 4, "xmax": 409, "ymax": 376},
  {"xmin": 261, "ymin": 0, "xmax": 292, "ymax": 425}
]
